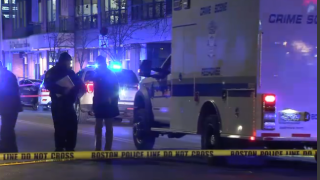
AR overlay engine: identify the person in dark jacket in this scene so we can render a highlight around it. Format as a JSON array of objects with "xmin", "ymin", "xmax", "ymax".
[
  {"xmin": 93, "ymin": 55, "xmax": 119, "ymax": 151},
  {"xmin": 44, "ymin": 52, "xmax": 85, "ymax": 152},
  {"xmin": 0, "ymin": 61, "xmax": 23, "ymax": 152}
]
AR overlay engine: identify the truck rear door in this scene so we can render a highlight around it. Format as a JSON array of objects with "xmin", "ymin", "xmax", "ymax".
[{"xmin": 257, "ymin": 0, "xmax": 317, "ymax": 139}]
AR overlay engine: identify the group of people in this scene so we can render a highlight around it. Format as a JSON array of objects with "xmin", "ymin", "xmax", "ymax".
[{"xmin": 0, "ymin": 52, "xmax": 119, "ymax": 152}]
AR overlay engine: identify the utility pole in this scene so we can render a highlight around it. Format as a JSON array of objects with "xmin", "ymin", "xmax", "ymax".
[{"xmin": 0, "ymin": 0, "xmax": 3, "ymax": 64}]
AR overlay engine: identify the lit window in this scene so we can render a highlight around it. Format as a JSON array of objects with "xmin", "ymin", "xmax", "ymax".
[{"xmin": 4, "ymin": 0, "xmax": 9, "ymax": 4}]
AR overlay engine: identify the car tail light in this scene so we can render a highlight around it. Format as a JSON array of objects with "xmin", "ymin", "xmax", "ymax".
[
  {"xmin": 41, "ymin": 88, "xmax": 49, "ymax": 92},
  {"xmin": 86, "ymin": 83, "xmax": 94, "ymax": 93},
  {"xmin": 262, "ymin": 94, "xmax": 276, "ymax": 130}
]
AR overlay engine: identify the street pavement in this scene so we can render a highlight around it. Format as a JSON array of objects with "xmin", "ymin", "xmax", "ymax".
[{"xmin": 0, "ymin": 109, "xmax": 317, "ymax": 180}]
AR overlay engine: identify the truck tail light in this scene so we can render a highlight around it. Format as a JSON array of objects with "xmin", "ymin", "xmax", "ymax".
[
  {"xmin": 86, "ymin": 83, "xmax": 94, "ymax": 93},
  {"xmin": 262, "ymin": 94, "xmax": 276, "ymax": 130},
  {"xmin": 265, "ymin": 95, "xmax": 276, "ymax": 103}
]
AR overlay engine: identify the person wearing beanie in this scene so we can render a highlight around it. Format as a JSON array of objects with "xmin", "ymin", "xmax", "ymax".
[{"xmin": 44, "ymin": 52, "xmax": 86, "ymax": 152}]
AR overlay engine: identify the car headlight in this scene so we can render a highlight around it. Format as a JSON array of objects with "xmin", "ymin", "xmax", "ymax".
[{"xmin": 120, "ymin": 89, "xmax": 126, "ymax": 96}]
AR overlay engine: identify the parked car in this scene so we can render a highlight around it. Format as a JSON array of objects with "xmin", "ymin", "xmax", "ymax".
[
  {"xmin": 19, "ymin": 79, "xmax": 43, "ymax": 110},
  {"xmin": 38, "ymin": 80, "xmax": 52, "ymax": 110}
]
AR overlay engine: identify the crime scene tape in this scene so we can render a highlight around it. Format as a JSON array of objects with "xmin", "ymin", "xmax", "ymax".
[
  {"xmin": 20, "ymin": 95, "xmax": 49, "ymax": 98},
  {"xmin": 0, "ymin": 150, "xmax": 317, "ymax": 161},
  {"xmin": 0, "ymin": 159, "xmax": 74, "ymax": 167}
]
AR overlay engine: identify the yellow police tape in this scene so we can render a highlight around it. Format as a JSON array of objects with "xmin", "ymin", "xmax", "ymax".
[
  {"xmin": 0, "ymin": 159, "xmax": 74, "ymax": 167},
  {"xmin": 0, "ymin": 150, "xmax": 317, "ymax": 161}
]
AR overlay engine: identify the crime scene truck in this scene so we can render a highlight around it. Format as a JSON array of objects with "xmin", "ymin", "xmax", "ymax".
[{"xmin": 133, "ymin": 0, "xmax": 317, "ymax": 157}]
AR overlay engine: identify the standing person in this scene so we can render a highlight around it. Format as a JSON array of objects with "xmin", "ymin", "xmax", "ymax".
[
  {"xmin": 93, "ymin": 56, "xmax": 119, "ymax": 151},
  {"xmin": 41, "ymin": 70, "xmax": 47, "ymax": 81},
  {"xmin": 0, "ymin": 61, "xmax": 23, "ymax": 152},
  {"xmin": 44, "ymin": 52, "xmax": 85, "ymax": 152}
]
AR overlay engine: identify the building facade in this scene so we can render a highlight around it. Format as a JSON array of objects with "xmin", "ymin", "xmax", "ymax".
[{"xmin": 1, "ymin": 0, "xmax": 172, "ymax": 80}]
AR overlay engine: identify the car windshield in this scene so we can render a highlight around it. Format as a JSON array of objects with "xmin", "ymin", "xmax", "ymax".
[{"xmin": 115, "ymin": 70, "xmax": 139, "ymax": 85}]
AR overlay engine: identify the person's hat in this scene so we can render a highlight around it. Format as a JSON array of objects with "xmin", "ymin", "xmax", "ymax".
[{"xmin": 58, "ymin": 52, "xmax": 72, "ymax": 63}]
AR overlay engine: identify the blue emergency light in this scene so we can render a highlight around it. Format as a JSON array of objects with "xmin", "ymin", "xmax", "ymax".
[
  {"xmin": 108, "ymin": 62, "xmax": 122, "ymax": 71},
  {"xmin": 86, "ymin": 64, "xmax": 99, "ymax": 68},
  {"xmin": 87, "ymin": 62, "xmax": 122, "ymax": 71}
]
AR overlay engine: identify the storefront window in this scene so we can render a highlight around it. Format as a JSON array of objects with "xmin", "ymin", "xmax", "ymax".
[
  {"xmin": 23, "ymin": 57, "xmax": 28, "ymax": 79},
  {"xmin": 48, "ymin": 51, "xmax": 56, "ymax": 70}
]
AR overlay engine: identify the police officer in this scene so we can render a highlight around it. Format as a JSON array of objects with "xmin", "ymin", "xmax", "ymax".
[
  {"xmin": 93, "ymin": 56, "xmax": 119, "ymax": 151},
  {"xmin": 44, "ymin": 52, "xmax": 85, "ymax": 152},
  {"xmin": 0, "ymin": 61, "xmax": 23, "ymax": 152}
]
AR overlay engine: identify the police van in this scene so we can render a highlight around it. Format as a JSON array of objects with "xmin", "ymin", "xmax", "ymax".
[
  {"xmin": 133, "ymin": 0, "xmax": 317, "ymax": 158},
  {"xmin": 75, "ymin": 64, "xmax": 139, "ymax": 123}
]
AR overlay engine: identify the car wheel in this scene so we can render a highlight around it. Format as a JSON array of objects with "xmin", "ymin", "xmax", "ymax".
[
  {"xmin": 133, "ymin": 108, "xmax": 155, "ymax": 150},
  {"xmin": 201, "ymin": 115, "xmax": 227, "ymax": 165},
  {"xmin": 76, "ymin": 102, "xmax": 88, "ymax": 124}
]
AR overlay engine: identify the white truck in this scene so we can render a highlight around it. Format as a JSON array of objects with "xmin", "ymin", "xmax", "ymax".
[{"xmin": 133, "ymin": 0, "xmax": 317, "ymax": 158}]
